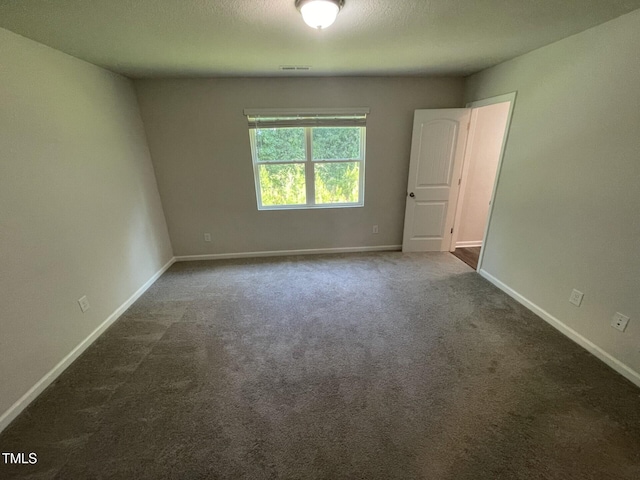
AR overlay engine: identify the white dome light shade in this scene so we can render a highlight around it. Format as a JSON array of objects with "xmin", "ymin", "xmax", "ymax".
[{"xmin": 299, "ymin": 0, "xmax": 341, "ymax": 30}]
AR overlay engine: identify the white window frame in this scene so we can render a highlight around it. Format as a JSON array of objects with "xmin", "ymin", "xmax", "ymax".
[{"xmin": 245, "ymin": 108, "xmax": 369, "ymax": 211}]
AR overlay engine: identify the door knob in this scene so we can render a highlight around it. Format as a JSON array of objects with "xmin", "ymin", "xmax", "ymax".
[{"xmin": 409, "ymin": 192, "xmax": 415, "ymax": 198}]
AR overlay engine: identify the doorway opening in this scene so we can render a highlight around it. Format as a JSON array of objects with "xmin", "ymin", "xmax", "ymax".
[
  {"xmin": 450, "ymin": 94, "xmax": 514, "ymax": 270},
  {"xmin": 401, "ymin": 93, "xmax": 516, "ymax": 272},
  {"xmin": 449, "ymin": 97, "xmax": 513, "ymax": 270}
]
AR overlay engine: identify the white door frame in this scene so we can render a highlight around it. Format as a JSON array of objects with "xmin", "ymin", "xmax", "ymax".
[
  {"xmin": 463, "ymin": 92, "xmax": 518, "ymax": 271},
  {"xmin": 449, "ymin": 108, "xmax": 481, "ymax": 252}
]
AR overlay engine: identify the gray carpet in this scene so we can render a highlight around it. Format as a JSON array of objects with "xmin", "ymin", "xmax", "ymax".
[{"xmin": 1, "ymin": 252, "xmax": 639, "ymax": 479}]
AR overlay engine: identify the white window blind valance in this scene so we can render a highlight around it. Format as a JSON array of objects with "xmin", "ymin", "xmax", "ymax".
[{"xmin": 244, "ymin": 108, "xmax": 369, "ymax": 129}]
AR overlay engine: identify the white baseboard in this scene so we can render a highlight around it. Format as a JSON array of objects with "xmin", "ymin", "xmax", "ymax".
[
  {"xmin": 175, "ymin": 245, "xmax": 402, "ymax": 262},
  {"xmin": 479, "ymin": 268, "xmax": 640, "ymax": 389},
  {"xmin": 0, "ymin": 257, "xmax": 176, "ymax": 434},
  {"xmin": 456, "ymin": 241, "xmax": 483, "ymax": 248}
]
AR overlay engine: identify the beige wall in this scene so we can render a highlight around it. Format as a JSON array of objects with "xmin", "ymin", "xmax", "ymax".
[
  {"xmin": 456, "ymin": 102, "xmax": 510, "ymax": 246},
  {"xmin": 134, "ymin": 77, "xmax": 464, "ymax": 256},
  {"xmin": 465, "ymin": 10, "xmax": 640, "ymax": 376},
  {"xmin": 0, "ymin": 28, "xmax": 173, "ymax": 423}
]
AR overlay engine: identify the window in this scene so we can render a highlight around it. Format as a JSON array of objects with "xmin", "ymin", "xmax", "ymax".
[{"xmin": 245, "ymin": 109, "xmax": 368, "ymax": 210}]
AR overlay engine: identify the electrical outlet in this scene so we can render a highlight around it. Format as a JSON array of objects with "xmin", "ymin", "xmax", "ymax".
[
  {"xmin": 204, "ymin": 233, "xmax": 212, "ymax": 242},
  {"xmin": 569, "ymin": 289, "xmax": 584, "ymax": 307},
  {"xmin": 78, "ymin": 295, "xmax": 90, "ymax": 313},
  {"xmin": 611, "ymin": 312, "xmax": 630, "ymax": 332},
  {"xmin": 372, "ymin": 225, "xmax": 379, "ymax": 234}
]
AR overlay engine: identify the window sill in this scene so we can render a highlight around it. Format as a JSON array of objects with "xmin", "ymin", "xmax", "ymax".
[{"xmin": 257, "ymin": 203, "xmax": 364, "ymax": 211}]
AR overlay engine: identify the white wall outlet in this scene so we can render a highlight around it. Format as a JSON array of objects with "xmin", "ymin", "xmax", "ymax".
[
  {"xmin": 204, "ymin": 233, "xmax": 212, "ymax": 242},
  {"xmin": 78, "ymin": 295, "xmax": 90, "ymax": 313},
  {"xmin": 569, "ymin": 289, "xmax": 584, "ymax": 307},
  {"xmin": 372, "ymin": 225, "xmax": 379, "ymax": 234},
  {"xmin": 611, "ymin": 312, "xmax": 630, "ymax": 332}
]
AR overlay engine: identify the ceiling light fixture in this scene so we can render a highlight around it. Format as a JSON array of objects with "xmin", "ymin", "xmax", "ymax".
[{"xmin": 295, "ymin": 0, "xmax": 344, "ymax": 30}]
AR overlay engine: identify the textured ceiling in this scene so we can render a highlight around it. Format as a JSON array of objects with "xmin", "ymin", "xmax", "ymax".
[{"xmin": 1, "ymin": 0, "xmax": 639, "ymax": 78}]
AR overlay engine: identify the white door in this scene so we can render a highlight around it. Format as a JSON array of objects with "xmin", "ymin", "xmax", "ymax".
[{"xmin": 402, "ymin": 109, "xmax": 471, "ymax": 252}]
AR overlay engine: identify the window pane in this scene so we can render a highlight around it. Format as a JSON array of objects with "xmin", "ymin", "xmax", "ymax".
[
  {"xmin": 259, "ymin": 164, "xmax": 306, "ymax": 206},
  {"xmin": 315, "ymin": 162, "xmax": 360, "ymax": 204},
  {"xmin": 256, "ymin": 128, "xmax": 305, "ymax": 162},
  {"xmin": 312, "ymin": 127, "xmax": 361, "ymax": 160}
]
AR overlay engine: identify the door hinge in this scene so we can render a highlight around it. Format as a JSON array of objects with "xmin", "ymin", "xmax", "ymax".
[
  {"xmin": 451, "ymin": 228, "xmax": 454, "ymax": 234},
  {"xmin": 458, "ymin": 178, "xmax": 461, "ymax": 185}
]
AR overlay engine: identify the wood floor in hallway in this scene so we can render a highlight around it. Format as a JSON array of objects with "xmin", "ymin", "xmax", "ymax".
[{"xmin": 452, "ymin": 246, "xmax": 481, "ymax": 270}]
